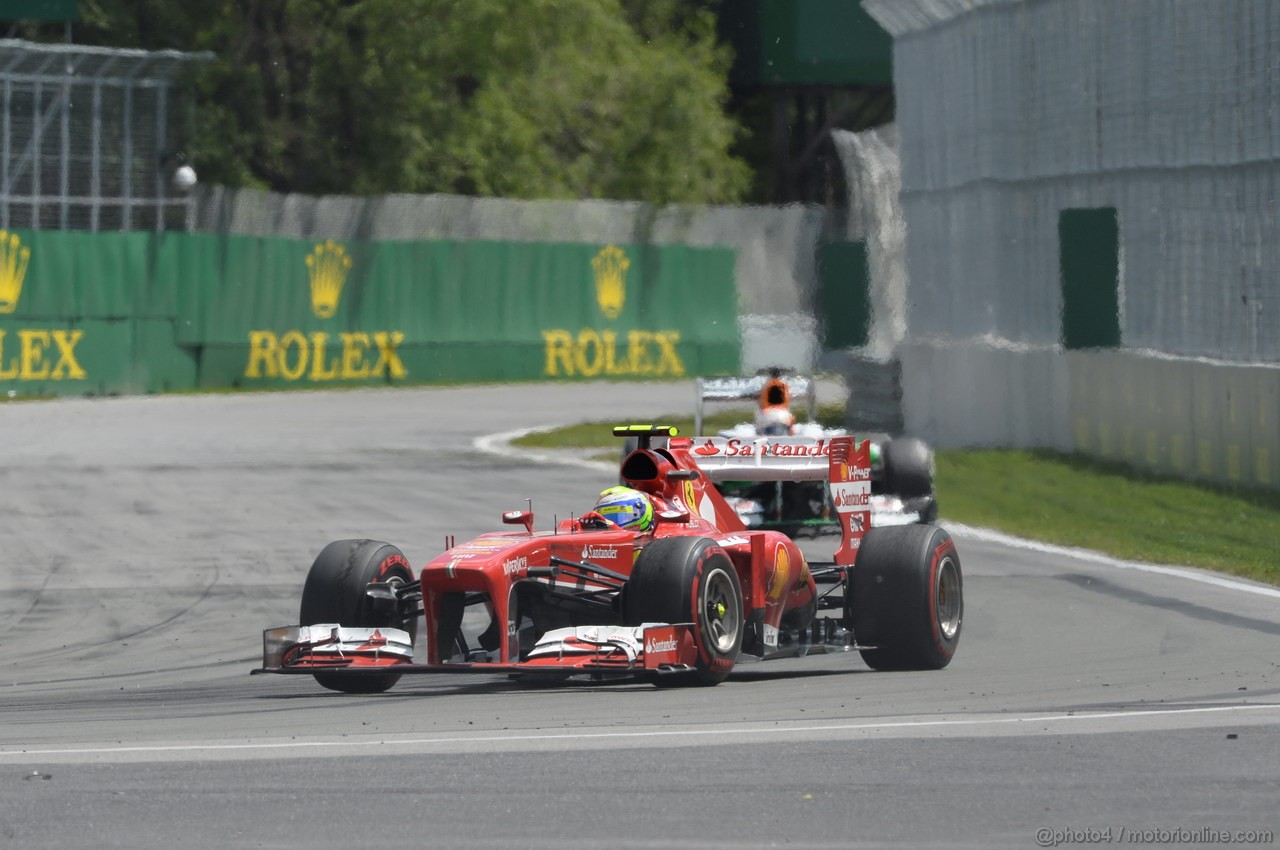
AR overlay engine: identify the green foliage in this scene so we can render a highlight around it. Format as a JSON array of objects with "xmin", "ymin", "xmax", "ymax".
[
  {"xmin": 22, "ymin": 0, "xmax": 749, "ymax": 202},
  {"xmin": 357, "ymin": 0, "xmax": 748, "ymax": 202}
]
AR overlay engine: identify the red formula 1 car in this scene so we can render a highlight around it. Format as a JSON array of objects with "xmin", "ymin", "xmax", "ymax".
[{"xmin": 255, "ymin": 426, "xmax": 963, "ymax": 692}]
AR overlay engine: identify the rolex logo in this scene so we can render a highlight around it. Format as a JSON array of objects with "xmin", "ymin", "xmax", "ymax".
[
  {"xmin": 592, "ymin": 245, "xmax": 629, "ymax": 320},
  {"xmin": 305, "ymin": 240, "xmax": 352, "ymax": 319},
  {"xmin": 0, "ymin": 230, "xmax": 31, "ymax": 315}
]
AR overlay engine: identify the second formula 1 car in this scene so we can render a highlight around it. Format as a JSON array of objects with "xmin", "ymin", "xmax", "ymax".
[{"xmin": 695, "ymin": 370, "xmax": 939, "ymax": 532}]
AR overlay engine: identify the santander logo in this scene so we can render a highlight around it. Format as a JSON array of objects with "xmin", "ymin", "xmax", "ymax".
[
  {"xmin": 582, "ymin": 544, "xmax": 619, "ymax": 560},
  {"xmin": 694, "ymin": 438, "xmax": 836, "ymax": 458},
  {"xmin": 645, "ymin": 637, "xmax": 678, "ymax": 654},
  {"xmin": 831, "ymin": 482, "xmax": 871, "ymax": 514},
  {"xmin": 835, "ymin": 490, "xmax": 870, "ymax": 508}
]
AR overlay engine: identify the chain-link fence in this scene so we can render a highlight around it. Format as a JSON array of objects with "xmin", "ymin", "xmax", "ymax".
[
  {"xmin": 864, "ymin": 0, "xmax": 1280, "ymax": 364},
  {"xmin": 859, "ymin": 0, "xmax": 1280, "ymax": 490},
  {"xmin": 0, "ymin": 39, "xmax": 210, "ymax": 232}
]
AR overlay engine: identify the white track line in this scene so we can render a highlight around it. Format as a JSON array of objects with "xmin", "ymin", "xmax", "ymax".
[
  {"xmin": 948, "ymin": 522, "xmax": 1280, "ymax": 599},
  {"xmin": 474, "ymin": 427, "xmax": 614, "ymax": 473},
  {"xmin": 2, "ymin": 703, "xmax": 1277, "ymax": 758}
]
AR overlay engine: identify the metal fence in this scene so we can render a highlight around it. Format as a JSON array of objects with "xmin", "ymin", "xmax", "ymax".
[
  {"xmin": 864, "ymin": 0, "xmax": 1280, "ymax": 365},
  {"xmin": 858, "ymin": 0, "xmax": 1280, "ymax": 489},
  {"xmin": 0, "ymin": 39, "xmax": 210, "ymax": 232}
]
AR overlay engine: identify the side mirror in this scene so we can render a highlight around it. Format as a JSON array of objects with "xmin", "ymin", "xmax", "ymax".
[
  {"xmin": 656, "ymin": 508, "xmax": 691, "ymax": 524},
  {"xmin": 502, "ymin": 510, "xmax": 534, "ymax": 534}
]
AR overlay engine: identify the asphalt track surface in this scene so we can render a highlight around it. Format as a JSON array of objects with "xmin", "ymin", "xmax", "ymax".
[{"xmin": 1, "ymin": 384, "xmax": 1277, "ymax": 849}]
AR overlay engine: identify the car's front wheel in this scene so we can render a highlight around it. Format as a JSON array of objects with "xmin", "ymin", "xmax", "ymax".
[
  {"xmin": 624, "ymin": 537, "xmax": 743, "ymax": 686},
  {"xmin": 882, "ymin": 437, "xmax": 935, "ymax": 500},
  {"xmin": 299, "ymin": 539, "xmax": 418, "ymax": 694}
]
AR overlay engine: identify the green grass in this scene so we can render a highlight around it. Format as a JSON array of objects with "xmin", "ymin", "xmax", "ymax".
[
  {"xmin": 513, "ymin": 410, "xmax": 745, "ymax": 451},
  {"xmin": 937, "ymin": 450, "xmax": 1280, "ymax": 586},
  {"xmin": 516, "ymin": 416, "xmax": 1280, "ymax": 587}
]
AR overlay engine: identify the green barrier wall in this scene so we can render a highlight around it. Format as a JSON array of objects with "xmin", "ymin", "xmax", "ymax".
[
  {"xmin": 0, "ymin": 230, "xmax": 739, "ymax": 396},
  {"xmin": 0, "ymin": 231, "xmax": 194, "ymax": 395}
]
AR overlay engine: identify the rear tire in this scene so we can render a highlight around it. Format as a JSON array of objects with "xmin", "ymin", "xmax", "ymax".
[
  {"xmin": 299, "ymin": 539, "xmax": 418, "ymax": 694},
  {"xmin": 882, "ymin": 437, "xmax": 935, "ymax": 500},
  {"xmin": 624, "ymin": 537, "xmax": 743, "ymax": 686},
  {"xmin": 905, "ymin": 495, "xmax": 939, "ymax": 524},
  {"xmin": 850, "ymin": 524, "xmax": 962, "ymax": 671}
]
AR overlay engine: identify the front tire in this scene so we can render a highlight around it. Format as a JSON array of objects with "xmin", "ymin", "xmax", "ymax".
[
  {"xmin": 299, "ymin": 539, "xmax": 418, "ymax": 694},
  {"xmin": 849, "ymin": 524, "xmax": 962, "ymax": 671},
  {"xmin": 624, "ymin": 537, "xmax": 743, "ymax": 686},
  {"xmin": 882, "ymin": 437, "xmax": 935, "ymax": 500}
]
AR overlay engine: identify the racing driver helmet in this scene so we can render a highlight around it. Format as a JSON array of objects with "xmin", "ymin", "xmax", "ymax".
[
  {"xmin": 755, "ymin": 405, "xmax": 796, "ymax": 436},
  {"xmin": 593, "ymin": 486, "xmax": 654, "ymax": 531}
]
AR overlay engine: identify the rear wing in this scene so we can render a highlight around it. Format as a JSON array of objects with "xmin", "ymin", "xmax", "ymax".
[
  {"xmin": 694, "ymin": 374, "xmax": 816, "ymax": 434},
  {"xmin": 670, "ymin": 434, "xmax": 871, "ymax": 566},
  {"xmin": 678, "ymin": 435, "xmax": 836, "ymax": 482}
]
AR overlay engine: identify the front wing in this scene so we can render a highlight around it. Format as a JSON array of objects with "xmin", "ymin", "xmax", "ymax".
[
  {"xmin": 723, "ymin": 489, "xmax": 925, "ymax": 531},
  {"xmin": 254, "ymin": 622, "xmax": 700, "ymax": 678}
]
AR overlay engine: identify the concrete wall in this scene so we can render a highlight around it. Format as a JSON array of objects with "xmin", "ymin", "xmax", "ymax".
[{"xmin": 900, "ymin": 339, "xmax": 1280, "ymax": 490}]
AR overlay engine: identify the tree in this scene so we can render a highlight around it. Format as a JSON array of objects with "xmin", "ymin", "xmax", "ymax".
[{"xmin": 17, "ymin": 0, "xmax": 749, "ymax": 203}]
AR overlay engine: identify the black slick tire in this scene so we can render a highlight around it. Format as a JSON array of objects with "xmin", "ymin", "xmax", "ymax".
[
  {"xmin": 299, "ymin": 539, "xmax": 418, "ymax": 694},
  {"xmin": 849, "ymin": 524, "xmax": 962, "ymax": 671},
  {"xmin": 882, "ymin": 437, "xmax": 935, "ymax": 500},
  {"xmin": 623, "ymin": 537, "xmax": 743, "ymax": 686}
]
